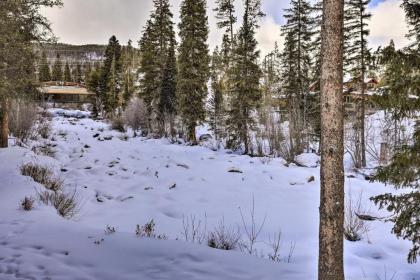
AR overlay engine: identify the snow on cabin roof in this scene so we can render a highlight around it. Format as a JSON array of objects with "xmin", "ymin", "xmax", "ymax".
[{"xmin": 40, "ymin": 86, "xmax": 94, "ymax": 95}]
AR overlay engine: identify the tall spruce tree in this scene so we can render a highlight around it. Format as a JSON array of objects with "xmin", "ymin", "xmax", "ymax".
[
  {"xmin": 214, "ymin": 0, "xmax": 237, "ymax": 48},
  {"xmin": 372, "ymin": 40, "xmax": 420, "ymax": 264},
  {"xmin": 73, "ymin": 63, "xmax": 82, "ymax": 83},
  {"xmin": 208, "ymin": 47, "xmax": 226, "ymax": 141},
  {"xmin": 100, "ymin": 35, "xmax": 122, "ymax": 115},
  {"xmin": 226, "ymin": 0, "xmax": 264, "ymax": 154},
  {"xmin": 51, "ymin": 53, "xmax": 63, "ymax": 82},
  {"xmin": 344, "ymin": 0, "xmax": 371, "ymax": 168},
  {"xmin": 38, "ymin": 51, "xmax": 51, "ymax": 82},
  {"xmin": 402, "ymin": 0, "xmax": 420, "ymax": 50},
  {"xmin": 64, "ymin": 61, "xmax": 72, "ymax": 82},
  {"xmin": 139, "ymin": 0, "xmax": 177, "ymax": 136},
  {"xmin": 177, "ymin": 0, "xmax": 210, "ymax": 143},
  {"xmin": 281, "ymin": 0, "xmax": 314, "ymax": 157}
]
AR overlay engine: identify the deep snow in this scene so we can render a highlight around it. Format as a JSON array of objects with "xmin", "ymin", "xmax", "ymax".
[{"xmin": 0, "ymin": 109, "xmax": 418, "ymax": 280}]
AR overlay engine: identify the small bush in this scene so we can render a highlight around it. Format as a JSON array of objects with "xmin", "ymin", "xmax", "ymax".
[
  {"xmin": 31, "ymin": 144, "xmax": 56, "ymax": 158},
  {"xmin": 344, "ymin": 190, "xmax": 371, "ymax": 242},
  {"xmin": 20, "ymin": 196, "xmax": 35, "ymax": 211},
  {"xmin": 37, "ymin": 122, "xmax": 52, "ymax": 139},
  {"xmin": 122, "ymin": 97, "xmax": 147, "ymax": 137},
  {"xmin": 38, "ymin": 189, "xmax": 80, "ymax": 219},
  {"xmin": 207, "ymin": 219, "xmax": 240, "ymax": 250},
  {"xmin": 111, "ymin": 117, "xmax": 126, "ymax": 133},
  {"xmin": 105, "ymin": 225, "xmax": 117, "ymax": 235},
  {"xmin": 9, "ymin": 99, "xmax": 39, "ymax": 144},
  {"xmin": 135, "ymin": 220, "xmax": 167, "ymax": 239},
  {"xmin": 20, "ymin": 163, "xmax": 63, "ymax": 192}
]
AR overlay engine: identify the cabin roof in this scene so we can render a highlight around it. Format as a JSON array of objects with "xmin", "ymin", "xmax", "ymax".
[{"xmin": 39, "ymin": 82, "xmax": 94, "ymax": 96}]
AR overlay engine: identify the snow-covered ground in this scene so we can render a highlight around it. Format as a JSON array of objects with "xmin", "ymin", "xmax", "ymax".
[{"xmin": 0, "ymin": 109, "xmax": 418, "ymax": 280}]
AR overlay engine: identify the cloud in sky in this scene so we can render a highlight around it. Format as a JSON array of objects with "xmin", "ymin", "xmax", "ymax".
[
  {"xmin": 42, "ymin": 0, "xmax": 410, "ymax": 56},
  {"xmin": 368, "ymin": 0, "xmax": 410, "ymax": 49}
]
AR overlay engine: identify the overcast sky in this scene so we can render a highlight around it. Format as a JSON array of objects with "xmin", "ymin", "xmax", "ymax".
[{"xmin": 42, "ymin": 0, "xmax": 410, "ymax": 55}]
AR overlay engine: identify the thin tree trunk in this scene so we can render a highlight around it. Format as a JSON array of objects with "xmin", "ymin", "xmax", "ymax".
[
  {"xmin": 318, "ymin": 0, "xmax": 345, "ymax": 278},
  {"xmin": 0, "ymin": 98, "xmax": 9, "ymax": 148},
  {"xmin": 360, "ymin": 3, "xmax": 366, "ymax": 167}
]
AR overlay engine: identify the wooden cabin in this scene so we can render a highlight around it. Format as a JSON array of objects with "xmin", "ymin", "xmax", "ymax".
[{"xmin": 40, "ymin": 82, "xmax": 95, "ymax": 104}]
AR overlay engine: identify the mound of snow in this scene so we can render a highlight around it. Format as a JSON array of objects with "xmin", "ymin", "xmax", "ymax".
[
  {"xmin": 48, "ymin": 108, "xmax": 91, "ymax": 119},
  {"xmin": 295, "ymin": 153, "xmax": 320, "ymax": 168}
]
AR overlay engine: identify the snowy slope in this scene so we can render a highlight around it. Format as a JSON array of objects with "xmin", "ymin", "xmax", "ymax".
[{"xmin": 0, "ymin": 109, "xmax": 418, "ymax": 280}]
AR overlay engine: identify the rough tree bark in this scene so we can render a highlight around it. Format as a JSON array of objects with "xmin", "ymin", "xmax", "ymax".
[
  {"xmin": 0, "ymin": 98, "xmax": 9, "ymax": 148},
  {"xmin": 318, "ymin": 0, "xmax": 345, "ymax": 279}
]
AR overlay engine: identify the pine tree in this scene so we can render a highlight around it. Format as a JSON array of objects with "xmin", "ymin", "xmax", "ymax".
[
  {"xmin": 73, "ymin": 63, "xmax": 82, "ymax": 83},
  {"xmin": 121, "ymin": 40, "xmax": 135, "ymax": 108},
  {"xmin": 372, "ymin": 41, "xmax": 420, "ymax": 263},
  {"xmin": 226, "ymin": 0, "xmax": 264, "ymax": 154},
  {"xmin": 214, "ymin": 0, "xmax": 237, "ymax": 48},
  {"xmin": 38, "ymin": 51, "xmax": 51, "ymax": 82},
  {"xmin": 177, "ymin": 0, "xmax": 210, "ymax": 143},
  {"xmin": 159, "ymin": 36, "xmax": 177, "ymax": 136},
  {"xmin": 344, "ymin": 0, "xmax": 371, "ymax": 168},
  {"xmin": 208, "ymin": 47, "xmax": 225, "ymax": 141},
  {"xmin": 64, "ymin": 61, "xmax": 72, "ymax": 82},
  {"xmin": 51, "ymin": 53, "xmax": 63, "ymax": 82},
  {"xmin": 401, "ymin": 0, "xmax": 420, "ymax": 50},
  {"xmin": 281, "ymin": 0, "xmax": 314, "ymax": 157},
  {"xmin": 139, "ymin": 0, "xmax": 177, "ymax": 136},
  {"xmin": 100, "ymin": 35, "xmax": 122, "ymax": 115}
]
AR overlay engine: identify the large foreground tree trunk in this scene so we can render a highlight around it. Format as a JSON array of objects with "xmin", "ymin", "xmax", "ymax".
[
  {"xmin": 318, "ymin": 0, "xmax": 345, "ymax": 279},
  {"xmin": 0, "ymin": 98, "xmax": 9, "ymax": 148}
]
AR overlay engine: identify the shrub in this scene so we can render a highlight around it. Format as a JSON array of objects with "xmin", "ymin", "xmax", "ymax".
[
  {"xmin": 344, "ymin": 190, "xmax": 371, "ymax": 242},
  {"xmin": 111, "ymin": 117, "xmax": 126, "ymax": 133},
  {"xmin": 105, "ymin": 225, "xmax": 117, "ymax": 235},
  {"xmin": 9, "ymin": 99, "xmax": 39, "ymax": 144},
  {"xmin": 182, "ymin": 215, "xmax": 207, "ymax": 244},
  {"xmin": 31, "ymin": 144, "xmax": 56, "ymax": 158},
  {"xmin": 20, "ymin": 163, "xmax": 63, "ymax": 192},
  {"xmin": 38, "ymin": 189, "xmax": 80, "ymax": 219},
  {"xmin": 135, "ymin": 220, "xmax": 167, "ymax": 239},
  {"xmin": 20, "ymin": 196, "xmax": 35, "ymax": 211},
  {"xmin": 207, "ymin": 218, "xmax": 240, "ymax": 250},
  {"xmin": 37, "ymin": 122, "xmax": 52, "ymax": 139},
  {"xmin": 122, "ymin": 97, "xmax": 147, "ymax": 137}
]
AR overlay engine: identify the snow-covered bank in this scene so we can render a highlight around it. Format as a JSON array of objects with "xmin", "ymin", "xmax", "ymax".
[{"xmin": 0, "ymin": 109, "xmax": 418, "ymax": 280}]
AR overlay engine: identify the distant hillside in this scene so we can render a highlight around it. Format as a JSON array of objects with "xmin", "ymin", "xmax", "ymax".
[{"xmin": 35, "ymin": 43, "xmax": 107, "ymax": 64}]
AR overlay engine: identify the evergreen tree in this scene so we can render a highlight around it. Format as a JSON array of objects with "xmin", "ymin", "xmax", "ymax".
[
  {"xmin": 344, "ymin": 0, "xmax": 371, "ymax": 168},
  {"xmin": 177, "ymin": 0, "xmax": 210, "ymax": 143},
  {"xmin": 281, "ymin": 0, "xmax": 314, "ymax": 157},
  {"xmin": 226, "ymin": 0, "xmax": 264, "ymax": 154},
  {"xmin": 121, "ymin": 40, "xmax": 135, "ymax": 108},
  {"xmin": 38, "ymin": 51, "xmax": 51, "ymax": 82},
  {"xmin": 208, "ymin": 47, "xmax": 226, "ymax": 141},
  {"xmin": 100, "ymin": 35, "xmax": 122, "ymax": 115},
  {"xmin": 372, "ymin": 42, "xmax": 420, "ymax": 263},
  {"xmin": 214, "ymin": 0, "xmax": 237, "ymax": 48},
  {"xmin": 73, "ymin": 63, "xmax": 82, "ymax": 83},
  {"xmin": 51, "ymin": 53, "xmax": 63, "ymax": 82},
  {"xmin": 139, "ymin": 0, "xmax": 177, "ymax": 136},
  {"xmin": 64, "ymin": 61, "xmax": 72, "ymax": 82},
  {"xmin": 84, "ymin": 62, "xmax": 92, "ymax": 83},
  {"xmin": 86, "ymin": 68, "xmax": 101, "ymax": 118},
  {"xmin": 159, "ymin": 36, "xmax": 177, "ymax": 136},
  {"xmin": 401, "ymin": 0, "xmax": 420, "ymax": 50}
]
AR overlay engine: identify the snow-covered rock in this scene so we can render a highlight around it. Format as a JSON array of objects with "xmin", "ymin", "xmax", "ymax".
[{"xmin": 295, "ymin": 153, "xmax": 320, "ymax": 168}]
